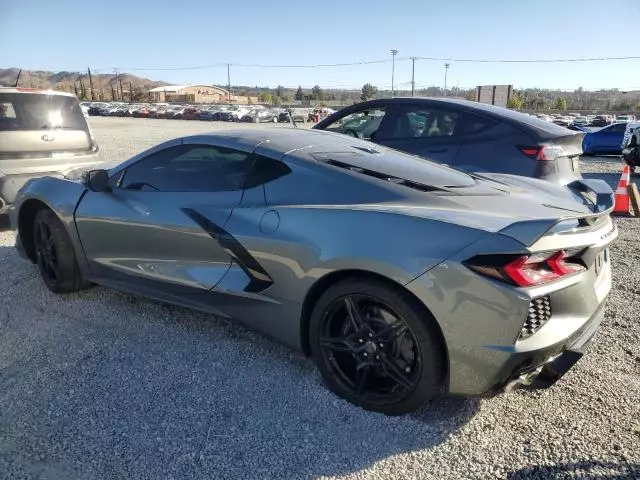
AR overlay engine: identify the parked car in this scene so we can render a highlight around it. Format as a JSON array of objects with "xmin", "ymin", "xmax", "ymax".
[
  {"xmin": 197, "ymin": 106, "xmax": 225, "ymax": 120},
  {"xmin": 591, "ymin": 115, "xmax": 612, "ymax": 127},
  {"xmin": 11, "ymin": 128, "xmax": 616, "ymax": 415},
  {"xmin": 571, "ymin": 116, "xmax": 589, "ymax": 127},
  {"xmin": 552, "ymin": 116, "xmax": 572, "ymax": 127},
  {"xmin": 314, "ymin": 98, "xmax": 585, "ymax": 185},
  {"xmin": 616, "ymin": 114, "xmax": 634, "ymax": 123},
  {"xmin": 240, "ymin": 109, "xmax": 278, "ymax": 123},
  {"xmin": 99, "ymin": 104, "xmax": 119, "ymax": 116},
  {"xmin": 582, "ymin": 122, "xmax": 628, "ymax": 155},
  {"xmin": 0, "ymin": 87, "xmax": 102, "ymax": 212},
  {"xmin": 131, "ymin": 105, "xmax": 153, "ymax": 118},
  {"xmin": 172, "ymin": 107, "xmax": 199, "ymax": 120},
  {"xmin": 278, "ymin": 108, "xmax": 310, "ymax": 123},
  {"xmin": 226, "ymin": 106, "xmax": 252, "ymax": 122},
  {"xmin": 621, "ymin": 121, "xmax": 640, "ymax": 150},
  {"xmin": 88, "ymin": 102, "xmax": 109, "ymax": 116}
]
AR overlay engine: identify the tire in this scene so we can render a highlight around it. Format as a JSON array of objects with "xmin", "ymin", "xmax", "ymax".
[
  {"xmin": 33, "ymin": 209, "xmax": 90, "ymax": 294},
  {"xmin": 309, "ymin": 278, "xmax": 444, "ymax": 415}
]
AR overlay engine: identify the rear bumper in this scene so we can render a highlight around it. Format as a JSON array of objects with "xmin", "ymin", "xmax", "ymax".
[
  {"xmin": 0, "ymin": 153, "xmax": 101, "ymax": 207},
  {"xmin": 493, "ymin": 299, "xmax": 606, "ymax": 392},
  {"xmin": 0, "ymin": 172, "xmax": 63, "ymax": 207}
]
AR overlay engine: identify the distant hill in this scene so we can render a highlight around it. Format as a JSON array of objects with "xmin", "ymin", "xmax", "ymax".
[
  {"xmin": 2, "ymin": 67, "xmax": 639, "ymax": 112},
  {"xmin": 0, "ymin": 68, "xmax": 170, "ymax": 101}
]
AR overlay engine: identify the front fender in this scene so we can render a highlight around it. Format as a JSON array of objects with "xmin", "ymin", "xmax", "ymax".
[{"xmin": 10, "ymin": 176, "xmax": 88, "ymax": 269}]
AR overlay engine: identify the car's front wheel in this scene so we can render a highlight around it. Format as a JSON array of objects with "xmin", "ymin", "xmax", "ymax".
[
  {"xmin": 309, "ymin": 279, "xmax": 445, "ymax": 415},
  {"xmin": 33, "ymin": 209, "xmax": 90, "ymax": 294}
]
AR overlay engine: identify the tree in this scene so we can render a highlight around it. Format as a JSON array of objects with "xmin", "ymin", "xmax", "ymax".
[
  {"xmin": 360, "ymin": 83, "xmax": 378, "ymax": 101},
  {"xmin": 466, "ymin": 89, "xmax": 476, "ymax": 101},
  {"xmin": 311, "ymin": 85, "xmax": 324, "ymax": 101},
  {"xmin": 275, "ymin": 85, "xmax": 284, "ymax": 99},
  {"xmin": 507, "ymin": 92, "xmax": 524, "ymax": 110},
  {"xmin": 554, "ymin": 97, "xmax": 567, "ymax": 110},
  {"xmin": 295, "ymin": 86, "xmax": 304, "ymax": 101},
  {"xmin": 258, "ymin": 92, "xmax": 273, "ymax": 104},
  {"xmin": 635, "ymin": 103, "xmax": 640, "ymax": 113}
]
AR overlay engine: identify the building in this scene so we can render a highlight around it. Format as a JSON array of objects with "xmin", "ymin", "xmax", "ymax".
[{"xmin": 148, "ymin": 85, "xmax": 256, "ymax": 104}]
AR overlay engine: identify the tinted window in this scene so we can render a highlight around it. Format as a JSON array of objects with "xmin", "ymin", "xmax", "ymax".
[
  {"xmin": 121, "ymin": 144, "xmax": 253, "ymax": 192},
  {"xmin": 323, "ymin": 107, "xmax": 386, "ymax": 140},
  {"xmin": 458, "ymin": 112, "xmax": 498, "ymax": 135},
  {"xmin": 0, "ymin": 93, "xmax": 88, "ymax": 132},
  {"xmin": 378, "ymin": 105, "xmax": 460, "ymax": 140},
  {"xmin": 243, "ymin": 155, "xmax": 292, "ymax": 189},
  {"xmin": 608, "ymin": 123, "xmax": 626, "ymax": 133}
]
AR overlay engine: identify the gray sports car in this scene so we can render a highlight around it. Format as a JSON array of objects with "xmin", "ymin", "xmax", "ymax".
[{"xmin": 10, "ymin": 129, "xmax": 617, "ymax": 415}]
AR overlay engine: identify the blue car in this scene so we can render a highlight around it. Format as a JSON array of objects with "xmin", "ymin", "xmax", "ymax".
[{"xmin": 582, "ymin": 122, "xmax": 627, "ymax": 155}]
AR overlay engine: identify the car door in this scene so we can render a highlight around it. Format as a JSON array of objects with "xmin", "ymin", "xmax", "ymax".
[
  {"xmin": 74, "ymin": 140, "xmax": 256, "ymax": 296},
  {"xmin": 600, "ymin": 123, "xmax": 626, "ymax": 151},
  {"xmin": 373, "ymin": 102, "xmax": 461, "ymax": 164}
]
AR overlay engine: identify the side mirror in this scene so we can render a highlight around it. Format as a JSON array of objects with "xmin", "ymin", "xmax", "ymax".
[{"xmin": 83, "ymin": 169, "xmax": 110, "ymax": 192}]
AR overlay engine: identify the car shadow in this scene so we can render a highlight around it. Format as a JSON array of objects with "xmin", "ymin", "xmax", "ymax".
[
  {"xmin": 507, "ymin": 460, "xmax": 640, "ymax": 479},
  {"xmin": 0, "ymin": 253, "xmax": 480, "ymax": 479}
]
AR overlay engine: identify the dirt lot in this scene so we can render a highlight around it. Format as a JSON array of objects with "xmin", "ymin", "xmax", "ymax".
[{"xmin": 0, "ymin": 117, "xmax": 638, "ymax": 479}]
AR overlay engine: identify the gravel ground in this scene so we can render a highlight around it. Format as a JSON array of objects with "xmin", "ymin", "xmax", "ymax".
[{"xmin": 0, "ymin": 117, "xmax": 638, "ymax": 480}]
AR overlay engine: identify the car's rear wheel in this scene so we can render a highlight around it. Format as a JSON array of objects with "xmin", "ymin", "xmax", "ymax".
[
  {"xmin": 309, "ymin": 279, "xmax": 444, "ymax": 415},
  {"xmin": 33, "ymin": 209, "xmax": 90, "ymax": 294}
]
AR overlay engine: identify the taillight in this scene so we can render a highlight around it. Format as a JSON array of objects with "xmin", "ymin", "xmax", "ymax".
[
  {"xmin": 518, "ymin": 145, "xmax": 566, "ymax": 161},
  {"xmin": 466, "ymin": 251, "xmax": 585, "ymax": 287}
]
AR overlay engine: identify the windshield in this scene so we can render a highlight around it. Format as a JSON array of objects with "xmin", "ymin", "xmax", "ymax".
[{"xmin": 0, "ymin": 93, "xmax": 89, "ymax": 131}]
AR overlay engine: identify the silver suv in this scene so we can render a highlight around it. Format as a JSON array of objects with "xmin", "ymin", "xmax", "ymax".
[{"xmin": 0, "ymin": 88, "xmax": 102, "ymax": 213}]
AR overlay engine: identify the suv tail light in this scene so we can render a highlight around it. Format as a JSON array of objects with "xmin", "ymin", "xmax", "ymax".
[
  {"xmin": 518, "ymin": 145, "xmax": 566, "ymax": 161},
  {"xmin": 465, "ymin": 251, "xmax": 585, "ymax": 287}
]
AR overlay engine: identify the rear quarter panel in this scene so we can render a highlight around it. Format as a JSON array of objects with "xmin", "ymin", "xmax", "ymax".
[{"xmin": 258, "ymin": 162, "xmax": 490, "ymax": 304}]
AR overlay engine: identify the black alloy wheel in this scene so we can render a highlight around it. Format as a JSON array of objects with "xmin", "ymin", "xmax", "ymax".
[
  {"xmin": 32, "ymin": 209, "xmax": 90, "ymax": 294},
  {"xmin": 34, "ymin": 217, "xmax": 58, "ymax": 284},
  {"xmin": 310, "ymin": 279, "xmax": 444, "ymax": 415}
]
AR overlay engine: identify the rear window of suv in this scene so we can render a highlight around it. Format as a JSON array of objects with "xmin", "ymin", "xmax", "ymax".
[{"xmin": 0, "ymin": 92, "xmax": 88, "ymax": 131}]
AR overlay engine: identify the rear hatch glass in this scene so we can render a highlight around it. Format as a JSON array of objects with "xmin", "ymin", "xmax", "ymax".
[{"xmin": 0, "ymin": 92, "xmax": 92, "ymax": 155}]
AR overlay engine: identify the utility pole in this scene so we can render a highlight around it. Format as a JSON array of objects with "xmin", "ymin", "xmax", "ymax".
[
  {"xmin": 87, "ymin": 67, "xmax": 95, "ymax": 101},
  {"xmin": 227, "ymin": 63, "xmax": 231, "ymax": 102},
  {"xmin": 113, "ymin": 68, "xmax": 120, "ymax": 101},
  {"xmin": 390, "ymin": 49, "xmax": 398, "ymax": 97},
  {"xmin": 410, "ymin": 57, "xmax": 417, "ymax": 96},
  {"xmin": 444, "ymin": 63, "xmax": 450, "ymax": 94}
]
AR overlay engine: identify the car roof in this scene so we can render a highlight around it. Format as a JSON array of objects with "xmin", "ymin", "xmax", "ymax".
[
  {"xmin": 0, "ymin": 87, "xmax": 77, "ymax": 98},
  {"xmin": 318, "ymin": 97, "xmax": 573, "ymax": 138}
]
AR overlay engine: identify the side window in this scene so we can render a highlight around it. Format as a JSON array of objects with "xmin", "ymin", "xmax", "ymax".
[
  {"xmin": 377, "ymin": 105, "xmax": 460, "ymax": 140},
  {"xmin": 322, "ymin": 108, "xmax": 386, "ymax": 140},
  {"xmin": 610, "ymin": 123, "xmax": 626, "ymax": 133},
  {"xmin": 120, "ymin": 144, "xmax": 253, "ymax": 192},
  {"xmin": 243, "ymin": 155, "xmax": 292, "ymax": 189},
  {"xmin": 458, "ymin": 112, "xmax": 498, "ymax": 135}
]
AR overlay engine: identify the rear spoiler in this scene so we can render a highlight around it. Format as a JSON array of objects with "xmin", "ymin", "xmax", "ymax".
[
  {"xmin": 499, "ymin": 178, "xmax": 615, "ymax": 247},
  {"xmin": 566, "ymin": 178, "xmax": 614, "ymax": 214}
]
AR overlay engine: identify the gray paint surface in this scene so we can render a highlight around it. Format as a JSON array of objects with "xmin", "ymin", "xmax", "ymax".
[{"xmin": 10, "ymin": 128, "xmax": 617, "ymax": 395}]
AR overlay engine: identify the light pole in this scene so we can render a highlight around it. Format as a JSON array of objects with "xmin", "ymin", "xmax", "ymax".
[
  {"xmin": 410, "ymin": 57, "xmax": 417, "ymax": 96},
  {"xmin": 390, "ymin": 49, "xmax": 398, "ymax": 97},
  {"xmin": 444, "ymin": 63, "xmax": 450, "ymax": 95}
]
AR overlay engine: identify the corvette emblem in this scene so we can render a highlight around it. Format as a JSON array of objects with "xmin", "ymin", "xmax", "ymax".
[{"xmin": 41, "ymin": 134, "xmax": 55, "ymax": 142}]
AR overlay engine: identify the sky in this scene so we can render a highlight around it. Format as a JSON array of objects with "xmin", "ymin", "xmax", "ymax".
[{"xmin": 2, "ymin": 0, "xmax": 640, "ymax": 91}]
